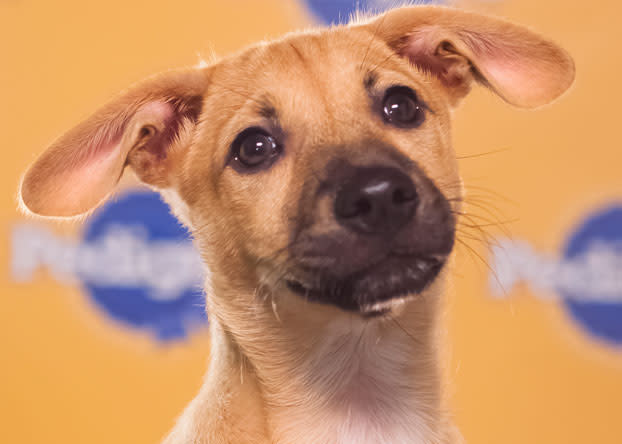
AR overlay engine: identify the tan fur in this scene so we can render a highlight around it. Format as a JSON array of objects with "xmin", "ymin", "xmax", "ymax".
[{"xmin": 18, "ymin": 6, "xmax": 574, "ymax": 444}]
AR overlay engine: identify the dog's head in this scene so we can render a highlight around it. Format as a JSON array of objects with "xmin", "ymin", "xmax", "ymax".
[{"xmin": 19, "ymin": 7, "xmax": 574, "ymax": 321}]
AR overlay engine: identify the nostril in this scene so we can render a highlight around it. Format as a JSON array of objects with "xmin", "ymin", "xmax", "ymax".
[
  {"xmin": 392, "ymin": 187, "xmax": 417, "ymax": 205},
  {"xmin": 336, "ymin": 194, "xmax": 373, "ymax": 219},
  {"xmin": 354, "ymin": 198, "xmax": 372, "ymax": 216}
]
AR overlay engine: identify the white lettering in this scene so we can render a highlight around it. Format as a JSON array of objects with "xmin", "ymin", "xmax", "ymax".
[
  {"xmin": 11, "ymin": 224, "xmax": 205, "ymax": 301},
  {"xmin": 490, "ymin": 239, "xmax": 622, "ymax": 302}
]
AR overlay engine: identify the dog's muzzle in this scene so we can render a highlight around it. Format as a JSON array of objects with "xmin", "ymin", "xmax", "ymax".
[{"xmin": 286, "ymin": 156, "xmax": 455, "ymax": 314}]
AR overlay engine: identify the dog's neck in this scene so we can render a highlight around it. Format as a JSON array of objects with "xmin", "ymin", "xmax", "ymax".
[
  {"xmin": 187, "ymin": 277, "xmax": 457, "ymax": 444},
  {"xmin": 254, "ymin": 317, "xmax": 443, "ymax": 444}
]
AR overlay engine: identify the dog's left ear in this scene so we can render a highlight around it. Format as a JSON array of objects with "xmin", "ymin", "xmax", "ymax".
[
  {"xmin": 19, "ymin": 68, "xmax": 207, "ymax": 218},
  {"xmin": 369, "ymin": 6, "xmax": 575, "ymax": 108}
]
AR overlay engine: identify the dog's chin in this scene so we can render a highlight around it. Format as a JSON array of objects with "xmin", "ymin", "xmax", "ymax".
[{"xmin": 285, "ymin": 255, "xmax": 445, "ymax": 315}]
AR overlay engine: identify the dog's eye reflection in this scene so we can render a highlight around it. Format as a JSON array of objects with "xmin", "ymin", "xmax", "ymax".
[
  {"xmin": 382, "ymin": 86, "xmax": 426, "ymax": 128},
  {"xmin": 231, "ymin": 127, "xmax": 281, "ymax": 170}
]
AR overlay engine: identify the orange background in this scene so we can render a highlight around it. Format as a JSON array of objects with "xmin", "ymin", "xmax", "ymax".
[{"xmin": 1, "ymin": 1, "xmax": 621, "ymax": 443}]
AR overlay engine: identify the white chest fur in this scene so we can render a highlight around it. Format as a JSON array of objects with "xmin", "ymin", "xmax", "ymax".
[{"xmin": 267, "ymin": 319, "xmax": 439, "ymax": 444}]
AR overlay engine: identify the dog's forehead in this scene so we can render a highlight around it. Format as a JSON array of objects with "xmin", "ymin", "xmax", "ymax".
[
  {"xmin": 208, "ymin": 26, "xmax": 419, "ymax": 113},
  {"xmin": 252, "ymin": 27, "xmax": 381, "ymax": 78},
  {"xmin": 199, "ymin": 26, "xmax": 446, "ymax": 160}
]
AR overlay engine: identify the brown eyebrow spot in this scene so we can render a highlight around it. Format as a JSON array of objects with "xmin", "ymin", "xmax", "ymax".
[
  {"xmin": 364, "ymin": 71, "xmax": 377, "ymax": 90},
  {"xmin": 257, "ymin": 100, "xmax": 278, "ymax": 120}
]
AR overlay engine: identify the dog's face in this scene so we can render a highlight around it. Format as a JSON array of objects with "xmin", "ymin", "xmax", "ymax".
[
  {"xmin": 19, "ymin": 7, "xmax": 574, "ymax": 320},
  {"xmin": 188, "ymin": 27, "xmax": 460, "ymax": 315}
]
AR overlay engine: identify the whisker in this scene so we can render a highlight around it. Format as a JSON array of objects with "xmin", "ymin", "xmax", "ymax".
[
  {"xmin": 359, "ymin": 11, "xmax": 388, "ymax": 73},
  {"xmin": 459, "ymin": 219, "xmax": 519, "ymax": 229},
  {"xmin": 463, "ymin": 184, "xmax": 518, "ymax": 203},
  {"xmin": 455, "ymin": 237, "xmax": 508, "ymax": 297},
  {"xmin": 391, "ymin": 316, "xmax": 423, "ymax": 347},
  {"xmin": 456, "ymin": 228, "xmax": 500, "ymax": 248},
  {"xmin": 455, "ymin": 211, "xmax": 513, "ymax": 238},
  {"xmin": 452, "ymin": 198, "xmax": 514, "ymax": 233},
  {"xmin": 460, "ymin": 197, "xmax": 512, "ymax": 220},
  {"xmin": 367, "ymin": 52, "xmax": 396, "ymax": 77},
  {"xmin": 455, "ymin": 147, "xmax": 510, "ymax": 160}
]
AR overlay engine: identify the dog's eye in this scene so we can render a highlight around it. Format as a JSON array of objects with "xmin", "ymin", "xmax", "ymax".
[
  {"xmin": 232, "ymin": 128, "xmax": 281, "ymax": 169},
  {"xmin": 382, "ymin": 86, "xmax": 425, "ymax": 128}
]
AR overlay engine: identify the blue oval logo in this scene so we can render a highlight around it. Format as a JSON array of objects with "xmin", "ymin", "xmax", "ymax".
[
  {"xmin": 490, "ymin": 203, "xmax": 622, "ymax": 348},
  {"xmin": 305, "ymin": 0, "xmax": 437, "ymax": 24},
  {"xmin": 563, "ymin": 206, "xmax": 622, "ymax": 345},
  {"xmin": 80, "ymin": 191, "xmax": 207, "ymax": 341}
]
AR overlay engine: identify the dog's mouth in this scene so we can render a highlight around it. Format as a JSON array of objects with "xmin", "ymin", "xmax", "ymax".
[{"xmin": 284, "ymin": 254, "xmax": 446, "ymax": 314}]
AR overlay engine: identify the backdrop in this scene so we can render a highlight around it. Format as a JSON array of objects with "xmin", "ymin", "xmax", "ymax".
[{"xmin": 2, "ymin": 1, "xmax": 621, "ymax": 443}]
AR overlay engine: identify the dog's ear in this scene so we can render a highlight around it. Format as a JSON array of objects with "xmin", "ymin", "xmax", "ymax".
[
  {"xmin": 19, "ymin": 68, "xmax": 207, "ymax": 218},
  {"xmin": 369, "ymin": 6, "xmax": 575, "ymax": 107}
]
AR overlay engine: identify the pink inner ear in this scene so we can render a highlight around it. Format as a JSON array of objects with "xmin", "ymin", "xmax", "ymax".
[
  {"xmin": 400, "ymin": 28, "xmax": 448, "ymax": 78},
  {"xmin": 21, "ymin": 67, "xmax": 208, "ymax": 217},
  {"xmin": 455, "ymin": 30, "xmax": 557, "ymax": 106},
  {"xmin": 136, "ymin": 101, "xmax": 182, "ymax": 160},
  {"xmin": 401, "ymin": 27, "xmax": 568, "ymax": 107},
  {"xmin": 21, "ymin": 100, "xmax": 181, "ymax": 217},
  {"xmin": 65, "ymin": 100, "xmax": 179, "ymax": 206},
  {"xmin": 83, "ymin": 100, "xmax": 175, "ymax": 164}
]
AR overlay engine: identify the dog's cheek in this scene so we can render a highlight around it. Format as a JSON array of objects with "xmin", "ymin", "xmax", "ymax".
[
  {"xmin": 171, "ymin": 153, "xmax": 233, "ymax": 260},
  {"xmin": 216, "ymin": 163, "xmax": 295, "ymax": 263}
]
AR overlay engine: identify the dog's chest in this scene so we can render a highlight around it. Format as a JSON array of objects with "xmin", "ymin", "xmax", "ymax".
[
  {"xmin": 272, "ymin": 370, "xmax": 431, "ymax": 444},
  {"xmin": 325, "ymin": 371, "xmax": 431, "ymax": 444},
  {"xmin": 269, "ymin": 322, "xmax": 434, "ymax": 444},
  {"xmin": 327, "ymin": 394, "xmax": 429, "ymax": 444}
]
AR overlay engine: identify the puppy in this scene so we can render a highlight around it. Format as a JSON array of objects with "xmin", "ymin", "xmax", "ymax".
[{"xmin": 19, "ymin": 6, "xmax": 574, "ymax": 444}]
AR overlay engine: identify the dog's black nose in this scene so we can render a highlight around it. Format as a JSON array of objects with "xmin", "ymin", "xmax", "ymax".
[{"xmin": 334, "ymin": 166, "xmax": 418, "ymax": 234}]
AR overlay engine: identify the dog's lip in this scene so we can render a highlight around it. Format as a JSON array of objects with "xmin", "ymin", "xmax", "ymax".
[
  {"xmin": 285, "ymin": 256, "xmax": 443, "ymax": 289},
  {"xmin": 284, "ymin": 254, "xmax": 446, "ymax": 312}
]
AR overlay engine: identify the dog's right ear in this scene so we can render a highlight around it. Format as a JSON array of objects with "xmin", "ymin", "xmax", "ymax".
[
  {"xmin": 19, "ymin": 68, "xmax": 207, "ymax": 218},
  {"xmin": 368, "ymin": 6, "xmax": 575, "ymax": 108}
]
